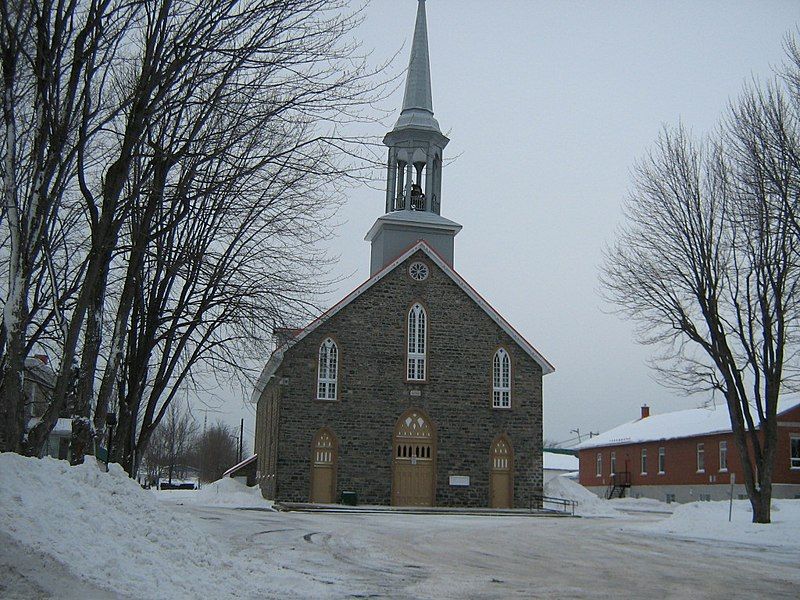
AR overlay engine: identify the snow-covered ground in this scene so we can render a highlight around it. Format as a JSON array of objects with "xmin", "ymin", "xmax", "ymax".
[
  {"xmin": 154, "ymin": 476, "xmax": 271, "ymax": 509},
  {"xmin": 1, "ymin": 453, "xmax": 798, "ymax": 599},
  {"xmin": 630, "ymin": 497, "xmax": 800, "ymax": 549}
]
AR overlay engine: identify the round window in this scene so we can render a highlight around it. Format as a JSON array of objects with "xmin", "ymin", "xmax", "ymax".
[{"xmin": 408, "ymin": 261, "xmax": 429, "ymax": 281}]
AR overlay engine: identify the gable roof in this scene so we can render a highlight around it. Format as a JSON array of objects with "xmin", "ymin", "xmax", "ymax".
[
  {"xmin": 543, "ymin": 451, "xmax": 579, "ymax": 472},
  {"xmin": 222, "ymin": 454, "xmax": 257, "ymax": 478},
  {"xmin": 251, "ymin": 240, "xmax": 554, "ymax": 402},
  {"xmin": 574, "ymin": 399, "xmax": 800, "ymax": 451}
]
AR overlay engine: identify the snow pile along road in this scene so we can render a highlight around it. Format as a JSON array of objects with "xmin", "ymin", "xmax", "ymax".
[
  {"xmin": 155, "ymin": 476, "xmax": 271, "ymax": 509},
  {"xmin": 0, "ymin": 453, "xmax": 278, "ymax": 598},
  {"xmin": 631, "ymin": 497, "xmax": 800, "ymax": 549},
  {"xmin": 544, "ymin": 475, "xmax": 618, "ymax": 517}
]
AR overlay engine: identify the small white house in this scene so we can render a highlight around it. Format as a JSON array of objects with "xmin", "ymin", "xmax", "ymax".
[{"xmin": 543, "ymin": 451, "xmax": 579, "ymax": 483}]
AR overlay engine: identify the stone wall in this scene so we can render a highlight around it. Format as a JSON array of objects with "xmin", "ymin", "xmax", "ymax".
[{"xmin": 263, "ymin": 250, "xmax": 544, "ymax": 507}]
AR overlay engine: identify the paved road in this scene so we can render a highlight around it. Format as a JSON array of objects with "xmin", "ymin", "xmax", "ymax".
[{"xmin": 195, "ymin": 507, "xmax": 800, "ymax": 599}]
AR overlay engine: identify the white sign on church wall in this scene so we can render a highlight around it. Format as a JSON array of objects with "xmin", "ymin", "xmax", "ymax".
[{"xmin": 449, "ymin": 476, "xmax": 470, "ymax": 487}]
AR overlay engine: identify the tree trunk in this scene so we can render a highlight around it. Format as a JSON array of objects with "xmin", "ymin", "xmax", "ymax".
[
  {"xmin": 0, "ymin": 320, "xmax": 26, "ymax": 453},
  {"xmin": 751, "ymin": 489, "xmax": 771, "ymax": 523},
  {"xmin": 70, "ymin": 266, "xmax": 109, "ymax": 464}
]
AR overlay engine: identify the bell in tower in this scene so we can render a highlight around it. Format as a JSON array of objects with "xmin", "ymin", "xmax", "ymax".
[{"xmin": 365, "ymin": 0, "xmax": 461, "ymax": 276}]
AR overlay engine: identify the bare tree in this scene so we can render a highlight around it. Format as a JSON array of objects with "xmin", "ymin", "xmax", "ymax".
[
  {"xmin": 197, "ymin": 422, "xmax": 238, "ymax": 483},
  {"xmin": 142, "ymin": 400, "xmax": 198, "ymax": 486},
  {"xmin": 3, "ymin": 0, "xmax": 389, "ymax": 465},
  {"xmin": 0, "ymin": 0, "xmax": 131, "ymax": 452},
  {"xmin": 602, "ymin": 116, "xmax": 798, "ymax": 522},
  {"xmin": 99, "ymin": 0, "xmax": 386, "ymax": 475}
]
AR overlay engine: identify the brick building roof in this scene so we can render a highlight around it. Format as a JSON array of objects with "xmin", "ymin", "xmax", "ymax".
[{"xmin": 575, "ymin": 399, "xmax": 800, "ymax": 450}]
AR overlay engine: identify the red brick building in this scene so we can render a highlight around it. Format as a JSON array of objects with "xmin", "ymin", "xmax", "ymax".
[{"xmin": 575, "ymin": 402, "xmax": 800, "ymax": 503}]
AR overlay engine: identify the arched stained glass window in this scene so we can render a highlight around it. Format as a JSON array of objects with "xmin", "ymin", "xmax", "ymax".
[
  {"xmin": 407, "ymin": 304, "xmax": 426, "ymax": 381},
  {"xmin": 493, "ymin": 348, "xmax": 511, "ymax": 408},
  {"xmin": 317, "ymin": 338, "xmax": 338, "ymax": 400}
]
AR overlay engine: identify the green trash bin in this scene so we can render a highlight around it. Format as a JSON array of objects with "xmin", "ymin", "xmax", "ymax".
[{"xmin": 341, "ymin": 491, "xmax": 358, "ymax": 506}]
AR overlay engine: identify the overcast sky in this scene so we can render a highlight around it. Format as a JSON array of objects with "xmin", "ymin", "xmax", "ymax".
[{"xmin": 227, "ymin": 1, "xmax": 800, "ymax": 449}]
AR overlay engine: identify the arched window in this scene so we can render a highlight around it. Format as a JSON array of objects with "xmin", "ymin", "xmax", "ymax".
[
  {"xmin": 492, "ymin": 348, "xmax": 511, "ymax": 408},
  {"xmin": 317, "ymin": 338, "xmax": 338, "ymax": 400},
  {"xmin": 407, "ymin": 304, "xmax": 426, "ymax": 381}
]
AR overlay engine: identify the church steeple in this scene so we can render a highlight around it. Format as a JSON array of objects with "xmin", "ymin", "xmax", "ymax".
[
  {"xmin": 366, "ymin": 0, "xmax": 461, "ymax": 276},
  {"xmin": 384, "ymin": 0, "xmax": 448, "ymax": 215},
  {"xmin": 398, "ymin": 0, "xmax": 436, "ymax": 127}
]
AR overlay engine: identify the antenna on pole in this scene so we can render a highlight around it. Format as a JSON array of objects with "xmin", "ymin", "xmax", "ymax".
[{"xmin": 570, "ymin": 428, "xmax": 582, "ymax": 443}]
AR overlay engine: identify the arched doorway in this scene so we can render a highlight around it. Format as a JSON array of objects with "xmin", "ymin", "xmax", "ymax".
[
  {"xmin": 310, "ymin": 428, "xmax": 337, "ymax": 503},
  {"xmin": 392, "ymin": 409, "xmax": 436, "ymax": 506},
  {"xmin": 490, "ymin": 435, "xmax": 514, "ymax": 508}
]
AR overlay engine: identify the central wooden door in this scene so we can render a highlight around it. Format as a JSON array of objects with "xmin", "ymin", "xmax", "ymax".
[
  {"xmin": 490, "ymin": 435, "xmax": 514, "ymax": 508},
  {"xmin": 392, "ymin": 410, "xmax": 436, "ymax": 506},
  {"xmin": 310, "ymin": 428, "xmax": 337, "ymax": 503}
]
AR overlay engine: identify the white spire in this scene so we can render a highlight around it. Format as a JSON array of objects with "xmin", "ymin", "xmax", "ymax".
[
  {"xmin": 401, "ymin": 0, "xmax": 433, "ymax": 114},
  {"xmin": 393, "ymin": 0, "xmax": 441, "ymax": 132}
]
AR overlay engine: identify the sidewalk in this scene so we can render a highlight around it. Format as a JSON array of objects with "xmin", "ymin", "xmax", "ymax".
[{"xmin": 274, "ymin": 502, "xmax": 577, "ymax": 517}]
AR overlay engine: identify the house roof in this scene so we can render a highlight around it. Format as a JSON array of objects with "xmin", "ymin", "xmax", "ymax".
[
  {"xmin": 24, "ymin": 357, "xmax": 56, "ymax": 388},
  {"xmin": 574, "ymin": 399, "xmax": 800, "ymax": 451},
  {"xmin": 26, "ymin": 417, "xmax": 72, "ymax": 436},
  {"xmin": 222, "ymin": 454, "xmax": 257, "ymax": 478},
  {"xmin": 251, "ymin": 240, "xmax": 554, "ymax": 403},
  {"xmin": 543, "ymin": 451, "xmax": 579, "ymax": 471}
]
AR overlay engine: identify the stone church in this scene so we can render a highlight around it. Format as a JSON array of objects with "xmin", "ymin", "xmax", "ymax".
[{"xmin": 253, "ymin": 0, "xmax": 553, "ymax": 508}]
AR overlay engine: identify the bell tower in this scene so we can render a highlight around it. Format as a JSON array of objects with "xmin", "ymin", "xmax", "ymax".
[{"xmin": 366, "ymin": 0, "xmax": 461, "ymax": 276}]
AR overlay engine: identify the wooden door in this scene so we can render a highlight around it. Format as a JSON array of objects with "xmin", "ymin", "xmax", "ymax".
[
  {"xmin": 310, "ymin": 429, "xmax": 337, "ymax": 503},
  {"xmin": 490, "ymin": 436, "xmax": 513, "ymax": 508},
  {"xmin": 392, "ymin": 410, "xmax": 436, "ymax": 506}
]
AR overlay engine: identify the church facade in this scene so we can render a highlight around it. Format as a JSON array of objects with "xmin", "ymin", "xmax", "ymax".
[{"xmin": 253, "ymin": 0, "xmax": 553, "ymax": 508}]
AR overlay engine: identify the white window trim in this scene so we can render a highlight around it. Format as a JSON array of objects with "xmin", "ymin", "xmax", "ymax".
[
  {"xmin": 316, "ymin": 338, "xmax": 338, "ymax": 400},
  {"xmin": 596, "ymin": 452, "xmax": 602, "ymax": 478},
  {"xmin": 407, "ymin": 304, "xmax": 426, "ymax": 381},
  {"xmin": 696, "ymin": 443, "xmax": 705, "ymax": 473},
  {"xmin": 492, "ymin": 348, "xmax": 511, "ymax": 409},
  {"xmin": 719, "ymin": 440, "xmax": 728, "ymax": 472},
  {"xmin": 658, "ymin": 447, "xmax": 665, "ymax": 475},
  {"xmin": 640, "ymin": 448, "xmax": 648, "ymax": 476},
  {"xmin": 790, "ymin": 435, "xmax": 800, "ymax": 470}
]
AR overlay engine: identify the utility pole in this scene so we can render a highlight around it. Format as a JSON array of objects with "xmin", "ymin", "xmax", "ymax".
[
  {"xmin": 238, "ymin": 418, "xmax": 244, "ymax": 463},
  {"xmin": 199, "ymin": 409, "xmax": 209, "ymax": 488},
  {"xmin": 570, "ymin": 428, "xmax": 582, "ymax": 443}
]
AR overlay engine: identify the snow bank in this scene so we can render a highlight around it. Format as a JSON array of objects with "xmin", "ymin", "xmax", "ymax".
[
  {"xmin": 631, "ymin": 498, "xmax": 800, "ymax": 549},
  {"xmin": 156, "ymin": 476, "xmax": 270, "ymax": 509},
  {"xmin": 0, "ymin": 453, "xmax": 277, "ymax": 598},
  {"xmin": 544, "ymin": 475, "xmax": 618, "ymax": 517},
  {"xmin": 608, "ymin": 495, "xmax": 672, "ymax": 513}
]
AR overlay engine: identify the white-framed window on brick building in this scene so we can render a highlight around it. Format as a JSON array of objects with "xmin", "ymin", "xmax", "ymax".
[
  {"xmin": 719, "ymin": 441, "xmax": 728, "ymax": 472},
  {"xmin": 791, "ymin": 435, "xmax": 800, "ymax": 469},
  {"xmin": 492, "ymin": 348, "xmax": 511, "ymax": 409},
  {"xmin": 317, "ymin": 338, "xmax": 338, "ymax": 400},
  {"xmin": 596, "ymin": 452, "xmax": 602, "ymax": 477},
  {"xmin": 696, "ymin": 443, "xmax": 705, "ymax": 473},
  {"xmin": 641, "ymin": 448, "xmax": 648, "ymax": 475},
  {"xmin": 658, "ymin": 446, "xmax": 665, "ymax": 474},
  {"xmin": 610, "ymin": 451, "xmax": 617, "ymax": 476},
  {"xmin": 407, "ymin": 303, "xmax": 426, "ymax": 381}
]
